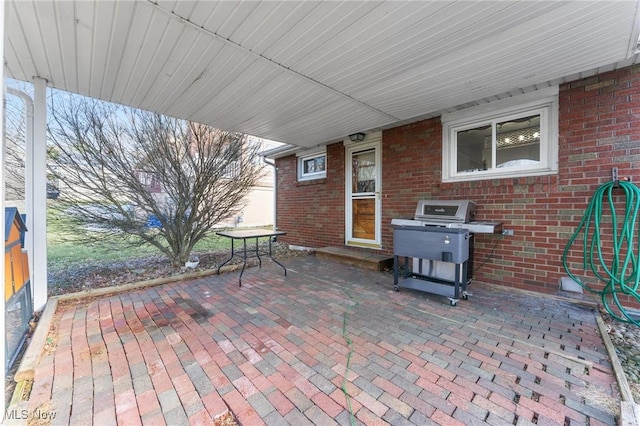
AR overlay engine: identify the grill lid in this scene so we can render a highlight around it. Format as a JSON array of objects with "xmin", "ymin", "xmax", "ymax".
[{"xmin": 414, "ymin": 200, "xmax": 476, "ymax": 223}]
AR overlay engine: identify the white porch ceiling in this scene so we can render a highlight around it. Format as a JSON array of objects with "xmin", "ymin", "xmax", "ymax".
[{"xmin": 5, "ymin": 0, "xmax": 640, "ymax": 148}]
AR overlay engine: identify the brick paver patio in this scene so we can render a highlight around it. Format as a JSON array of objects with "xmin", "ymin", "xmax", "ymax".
[{"xmin": 10, "ymin": 255, "xmax": 619, "ymax": 425}]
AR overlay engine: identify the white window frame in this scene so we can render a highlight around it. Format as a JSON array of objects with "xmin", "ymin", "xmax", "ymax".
[
  {"xmin": 297, "ymin": 148, "xmax": 327, "ymax": 181},
  {"xmin": 442, "ymin": 87, "xmax": 559, "ymax": 182}
]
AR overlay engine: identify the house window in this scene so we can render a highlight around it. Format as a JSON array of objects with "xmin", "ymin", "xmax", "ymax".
[
  {"xmin": 223, "ymin": 161, "xmax": 242, "ymax": 179},
  {"xmin": 442, "ymin": 87, "xmax": 558, "ymax": 182},
  {"xmin": 136, "ymin": 170, "xmax": 162, "ymax": 193},
  {"xmin": 298, "ymin": 149, "xmax": 327, "ymax": 181}
]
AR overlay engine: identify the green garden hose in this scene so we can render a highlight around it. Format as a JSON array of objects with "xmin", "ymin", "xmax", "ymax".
[{"xmin": 562, "ymin": 180, "xmax": 640, "ymax": 325}]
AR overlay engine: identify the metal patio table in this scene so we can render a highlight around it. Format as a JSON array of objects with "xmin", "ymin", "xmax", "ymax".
[{"xmin": 216, "ymin": 229, "xmax": 287, "ymax": 286}]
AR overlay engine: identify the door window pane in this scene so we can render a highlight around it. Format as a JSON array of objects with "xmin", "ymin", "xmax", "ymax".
[
  {"xmin": 352, "ymin": 198, "xmax": 375, "ymax": 240},
  {"xmin": 352, "ymin": 150, "xmax": 376, "ymax": 193}
]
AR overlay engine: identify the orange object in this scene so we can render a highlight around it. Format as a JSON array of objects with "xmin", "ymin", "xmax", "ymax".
[{"xmin": 5, "ymin": 207, "xmax": 29, "ymax": 302}]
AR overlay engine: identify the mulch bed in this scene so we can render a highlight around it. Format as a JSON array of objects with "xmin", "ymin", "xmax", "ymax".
[{"xmin": 47, "ymin": 242, "xmax": 310, "ymax": 296}]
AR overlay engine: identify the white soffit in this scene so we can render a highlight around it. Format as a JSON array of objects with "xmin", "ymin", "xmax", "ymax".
[{"xmin": 5, "ymin": 0, "xmax": 640, "ymax": 148}]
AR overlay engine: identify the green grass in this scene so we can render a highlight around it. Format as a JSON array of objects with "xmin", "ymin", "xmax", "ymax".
[{"xmin": 46, "ymin": 206, "xmax": 240, "ymax": 267}]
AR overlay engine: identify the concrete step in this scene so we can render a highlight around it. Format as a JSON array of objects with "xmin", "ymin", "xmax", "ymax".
[{"xmin": 315, "ymin": 246, "xmax": 394, "ymax": 272}]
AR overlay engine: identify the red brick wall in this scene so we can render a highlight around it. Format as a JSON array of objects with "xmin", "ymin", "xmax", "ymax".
[
  {"xmin": 380, "ymin": 118, "xmax": 443, "ymax": 255},
  {"xmin": 275, "ymin": 65, "xmax": 640, "ymax": 296},
  {"xmin": 276, "ymin": 143, "xmax": 346, "ymax": 248}
]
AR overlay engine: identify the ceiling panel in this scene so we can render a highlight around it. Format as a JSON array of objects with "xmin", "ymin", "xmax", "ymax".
[
  {"xmin": 234, "ymin": 2, "xmax": 318, "ymax": 56},
  {"xmin": 324, "ymin": 2, "xmax": 565, "ymax": 93},
  {"xmin": 5, "ymin": 0, "xmax": 640, "ymax": 148},
  {"xmin": 355, "ymin": 2, "xmax": 631, "ymax": 110},
  {"xmin": 109, "ymin": 2, "xmax": 155, "ymax": 103},
  {"xmin": 123, "ymin": 9, "xmax": 177, "ymax": 107},
  {"xmin": 142, "ymin": 30, "xmax": 213, "ymax": 112},
  {"xmin": 259, "ymin": 2, "xmax": 380, "ymax": 68},
  {"xmin": 8, "ymin": 1, "xmax": 46, "ymax": 83},
  {"xmin": 4, "ymin": 4, "xmax": 29, "ymax": 80},
  {"xmin": 195, "ymin": 65, "xmax": 283, "ymax": 123},
  {"xmin": 225, "ymin": 1, "xmax": 285, "ymax": 46},
  {"xmin": 193, "ymin": 1, "xmax": 249, "ymax": 38},
  {"xmin": 167, "ymin": 48, "xmax": 258, "ymax": 119},
  {"xmin": 55, "ymin": 1, "xmax": 80, "ymax": 93},
  {"xmin": 132, "ymin": 18, "xmax": 191, "ymax": 108},
  {"xmin": 32, "ymin": 1, "xmax": 65, "ymax": 90},
  {"xmin": 99, "ymin": 1, "xmax": 137, "ymax": 100},
  {"xmin": 74, "ymin": 0, "xmax": 96, "ymax": 96}
]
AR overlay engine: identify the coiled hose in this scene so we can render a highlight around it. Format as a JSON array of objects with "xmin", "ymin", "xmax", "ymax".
[{"xmin": 562, "ymin": 180, "xmax": 640, "ymax": 325}]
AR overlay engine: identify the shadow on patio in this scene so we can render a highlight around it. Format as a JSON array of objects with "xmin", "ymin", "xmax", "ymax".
[{"xmin": 7, "ymin": 255, "xmax": 620, "ymax": 425}]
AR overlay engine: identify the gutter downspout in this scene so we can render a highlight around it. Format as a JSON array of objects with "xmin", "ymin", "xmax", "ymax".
[
  {"xmin": 31, "ymin": 78, "xmax": 48, "ymax": 311},
  {"xmin": 262, "ymin": 157, "xmax": 277, "ymax": 231}
]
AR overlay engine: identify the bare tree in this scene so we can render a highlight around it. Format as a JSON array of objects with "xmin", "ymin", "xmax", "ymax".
[
  {"xmin": 47, "ymin": 94, "xmax": 265, "ymax": 266},
  {"xmin": 5, "ymin": 91, "xmax": 27, "ymax": 200}
]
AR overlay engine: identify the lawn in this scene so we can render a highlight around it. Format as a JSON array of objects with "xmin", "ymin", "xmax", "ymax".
[
  {"xmin": 45, "ymin": 203, "xmax": 282, "ymax": 295},
  {"xmin": 47, "ymin": 205, "xmax": 243, "ymax": 268}
]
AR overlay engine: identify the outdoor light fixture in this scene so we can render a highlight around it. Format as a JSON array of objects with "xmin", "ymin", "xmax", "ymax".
[{"xmin": 349, "ymin": 132, "xmax": 366, "ymax": 142}]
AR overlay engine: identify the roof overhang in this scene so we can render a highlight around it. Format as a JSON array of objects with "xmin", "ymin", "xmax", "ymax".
[
  {"xmin": 261, "ymin": 144, "xmax": 301, "ymax": 160},
  {"xmin": 6, "ymin": 0, "xmax": 640, "ymax": 148}
]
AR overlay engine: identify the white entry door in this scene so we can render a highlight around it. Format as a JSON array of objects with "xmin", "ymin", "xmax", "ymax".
[{"xmin": 345, "ymin": 138, "xmax": 381, "ymax": 248}]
